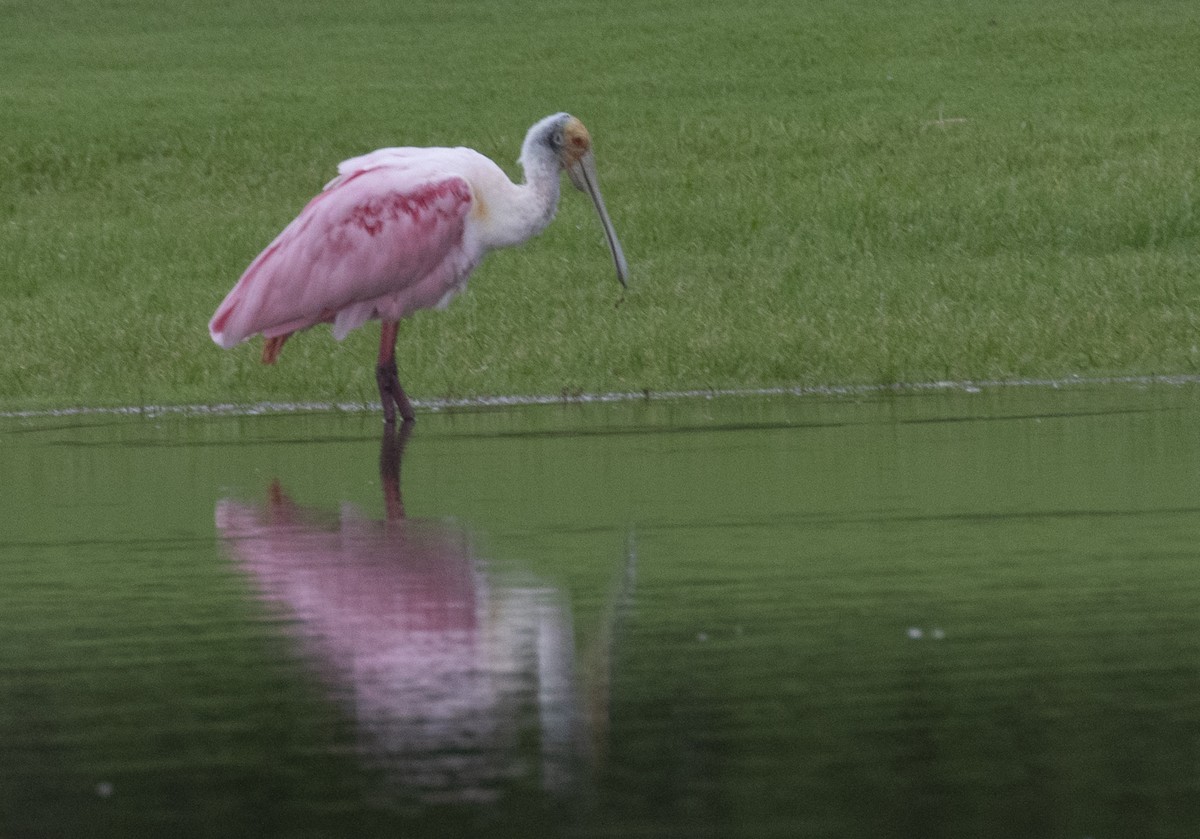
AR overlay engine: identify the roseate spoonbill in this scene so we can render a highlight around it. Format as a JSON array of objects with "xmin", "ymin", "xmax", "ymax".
[{"xmin": 209, "ymin": 113, "xmax": 628, "ymax": 424}]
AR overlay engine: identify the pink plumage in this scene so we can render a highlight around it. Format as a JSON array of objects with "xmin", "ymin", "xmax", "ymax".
[
  {"xmin": 209, "ymin": 114, "xmax": 628, "ymax": 424},
  {"xmin": 210, "ymin": 157, "xmax": 479, "ymax": 348}
]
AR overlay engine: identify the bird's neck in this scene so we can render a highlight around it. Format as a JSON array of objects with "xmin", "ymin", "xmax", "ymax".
[
  {"xmin": 478, "ymin": 154, "xmax": 562, "ymax": 250},
  {"xmin": 516, "ymin": 153, "xmax": 563, "ymax": 235}
]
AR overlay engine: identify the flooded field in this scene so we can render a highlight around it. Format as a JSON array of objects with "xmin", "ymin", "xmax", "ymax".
[{"xmin": 3, "ymin": 386, "xmax": 1200, "ymax": 837}]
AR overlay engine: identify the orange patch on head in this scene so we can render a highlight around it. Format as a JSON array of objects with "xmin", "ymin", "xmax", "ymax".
[{"xmin": 563, "ymin": 118, "xmax": 593, "ymax": 164}]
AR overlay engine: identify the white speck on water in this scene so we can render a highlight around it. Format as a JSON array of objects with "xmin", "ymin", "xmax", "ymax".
[
  {"xmin": 96, "ymin": 782, "xmax": 114, "ymax": 798},
  {"xmin": 697, "ymin": 632, "xmax": 709, "ymax": 642},
  {"xmin": 907, "ymin": 627, "xmax": 924, "ymax": 640},
  {"xmin": 932, "ymin": 627, "xmax": 946, "ymax": 640}
]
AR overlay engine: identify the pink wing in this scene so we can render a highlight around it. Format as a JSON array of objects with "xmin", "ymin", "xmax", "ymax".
[{"xmin": 210, "ymin": 157, "xmax": 478, "ymax": 349}]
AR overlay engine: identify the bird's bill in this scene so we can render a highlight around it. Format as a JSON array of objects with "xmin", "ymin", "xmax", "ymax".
[{"xmin": 567, "ymin": 151, "xmax": 628, "ymax": 288}]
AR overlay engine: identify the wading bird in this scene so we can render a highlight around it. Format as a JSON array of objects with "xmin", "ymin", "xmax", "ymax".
[{"xmin": 209, "ymin": 113, "xmax": 628, "ymax": 424}]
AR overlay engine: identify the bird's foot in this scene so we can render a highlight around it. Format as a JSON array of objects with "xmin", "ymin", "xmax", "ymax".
[{"xmin": 376, "ymin": 361, "xmax": 416, "ymax": 425}]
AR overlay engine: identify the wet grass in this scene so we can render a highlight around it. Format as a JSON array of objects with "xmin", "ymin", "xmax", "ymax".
[{"xmin": 1, "ymin": 0, "xmax": 1199, "ymax": 411}]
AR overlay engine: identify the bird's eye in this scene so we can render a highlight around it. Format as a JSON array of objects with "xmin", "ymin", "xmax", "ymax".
[{"xmin": 551, "ymin": 130, "xmax": 565, "ymax": 148}]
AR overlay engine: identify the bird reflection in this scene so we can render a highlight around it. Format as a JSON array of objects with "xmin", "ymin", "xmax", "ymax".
[{"xmin": 215, "ymin": 424, "xmax": 633, "ymax": 802}]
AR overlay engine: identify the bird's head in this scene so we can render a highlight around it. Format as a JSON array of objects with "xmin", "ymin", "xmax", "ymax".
[
  {"xmin": 548, "ymin": 116, "xmax": 593, "ymax": 183},
  {"xmin": 524, "ymin": 113, "xmax": 628, "ymax": 287}
]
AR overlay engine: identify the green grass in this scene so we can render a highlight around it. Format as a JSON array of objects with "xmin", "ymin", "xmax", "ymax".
[{"xmin": 2, "ymin": 0, "xmax": 1199, "ymax": 411}]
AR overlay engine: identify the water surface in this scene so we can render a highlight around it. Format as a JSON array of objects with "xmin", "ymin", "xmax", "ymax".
[{"xmin": 3, "ymin": 386, "xmax": 1200, "ymax": 837}]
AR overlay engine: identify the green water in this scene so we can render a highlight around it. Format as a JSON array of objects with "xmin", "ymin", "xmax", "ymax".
[{"xmin": 3, "ymin": 386, "xmax": 1200, "ymax": 837}]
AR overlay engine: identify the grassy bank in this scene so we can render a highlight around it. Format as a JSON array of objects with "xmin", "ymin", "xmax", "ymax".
[{"xmin": 2, "ymin": 0, "xmax": 1198, "ymax": 411}]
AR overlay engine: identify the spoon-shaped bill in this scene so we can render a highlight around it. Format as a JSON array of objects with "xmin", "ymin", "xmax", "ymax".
[{"xmin": 567, "ymin": 151, "xmax": 628, "ymax": 287}]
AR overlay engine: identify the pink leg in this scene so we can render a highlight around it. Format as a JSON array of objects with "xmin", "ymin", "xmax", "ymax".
[
  {"xmin": 375, "ymin": 321, "xmax": 415, "ymax": 425},
  {"xmin": 379, "ymin": 419, "xmax": 414, "ymax": 522}
]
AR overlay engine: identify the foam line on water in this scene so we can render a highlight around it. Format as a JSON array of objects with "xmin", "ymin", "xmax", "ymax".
[{"xmin": 4, "ymin": 374, "xmax": 1200, "ymax": 420}]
